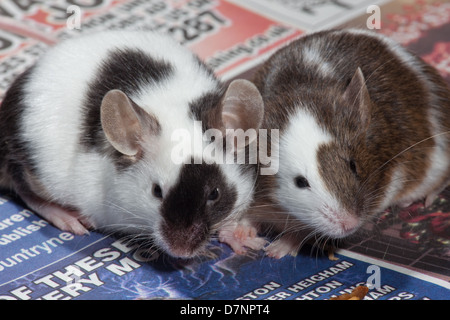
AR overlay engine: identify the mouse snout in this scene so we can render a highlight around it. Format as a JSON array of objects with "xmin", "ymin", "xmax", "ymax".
[
  {"xmin": 339, "ymin": 214, "xmax": 360, "ymax": 234},
  {"xmin": 321, "ymin": 205, "xmax": 361, "ymax": 238},
  {"xmin": 161, "ymin": 221, "xmax": 209, "ymax": 258}
]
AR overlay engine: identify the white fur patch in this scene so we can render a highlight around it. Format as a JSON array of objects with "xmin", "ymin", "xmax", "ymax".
[
  {"xmin": 19, "ymin": 31, "xmax": 254, "ymax": 238},
  {"xmin": 275, "ymin": 108, "xmax": 354, "ymax": 236},
  {"xmin": 22, "ymin": 31, "xmax": 217, "ymax": 195},
  {"xmin": 301, "ymin": 45, "xmax": 334, "ymax": 78}
]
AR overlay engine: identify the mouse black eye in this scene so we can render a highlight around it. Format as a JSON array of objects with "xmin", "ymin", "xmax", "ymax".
[
  {"xmin": 295, "ymin": 176, "xmax": 310, "ymax": 189},
  {"xmin": 349, "ymin": 159, "xmax": 358, "ymax": 176},
  {"xmin": 152, "ymin": 184, "xmax": 163, "ymax": 199},
  {"xmin": 207, "ymin": 187, "xmax": 220, "ymax": 203}
]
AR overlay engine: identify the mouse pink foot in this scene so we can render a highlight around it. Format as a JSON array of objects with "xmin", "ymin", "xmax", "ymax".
[
  {"xmin": 37, "ymin": 204, "xmax": 92, "ymax": 235},
  {"xmin": 218, "ymin": 220, "xmax": 267, "ymax": 254},
  {"xmin": 398, "ymin": 200, "xmax": 413, "ymax": 208},
  {"xmin": 264, "ymin": 235, "xmax": 300, "ymax": 259},
  {"xmin": 425, "ymin": 193, "xmax": 439, "ymax": 208},
  {"xmin": 20, "ymin": 192, "xmax": 93, "ymax": 235}
]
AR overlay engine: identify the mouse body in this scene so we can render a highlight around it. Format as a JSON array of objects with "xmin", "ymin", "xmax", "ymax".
[
  {"xmin": 0, "ymin": 31, "xmax": 264, "ymax": 259},
  {"xmin": 247, "ymin": 29, "xmax": 450, "ymax": 258}
]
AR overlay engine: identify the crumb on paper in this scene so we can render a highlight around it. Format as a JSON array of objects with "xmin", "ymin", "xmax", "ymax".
[
  {"xmin": 330, "ymin": 285, "xmax": 369, "ymax": 300},
  {"xmin": 327, "ymin": 248, "xmax": 339, "ymax": 261}
]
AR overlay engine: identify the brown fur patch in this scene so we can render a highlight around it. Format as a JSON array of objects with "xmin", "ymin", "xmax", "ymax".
[{"xmin": 252, "ymin": 29, "xmax": 450, "ymax": 218}]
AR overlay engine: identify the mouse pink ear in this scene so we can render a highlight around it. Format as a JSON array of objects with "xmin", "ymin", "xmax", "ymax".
[
  {"xmin": 343, "ymin": 67, "xmax": 371, "ymax": 129},
  {"xmin": 220, "ymin": 79, "xmax": 264, "ymax": 149},
  {"xmin": 101, "ymin": 89, "xmax": 160, "ymax": 156}
]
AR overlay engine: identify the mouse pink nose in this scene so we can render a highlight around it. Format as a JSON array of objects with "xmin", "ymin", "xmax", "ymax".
[
  {"xmin": 340, "ymin": 214, "xmax": 360, "ymax": 234},
  {"xmin": 322, "ymin": 205, "xmax": 361, "ymax": 238}
]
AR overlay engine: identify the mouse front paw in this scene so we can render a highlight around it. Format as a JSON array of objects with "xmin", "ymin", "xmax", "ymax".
[
  {"xmin": 42, "ymin": 205, "xmax": 94, "ymax": 235},
  {"xmin": 264, "ymin": 235, "xmax": 301, "ymax": 259},
  {"xmin": 218, "ymin": 220, "xmax": 267, "ymax": 255},
  {"xmin": 20, "ymin": 192, "xmax": 94, "ymax": 235}
]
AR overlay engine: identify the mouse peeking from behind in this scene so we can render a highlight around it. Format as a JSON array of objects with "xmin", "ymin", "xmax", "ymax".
[
  {"xmin": 0, "ymin": 31, "xmax": 265, "ymax": 259},
  {"xmin": 236, "ymin": 28, "xmax": 450, "ymax": 258}
]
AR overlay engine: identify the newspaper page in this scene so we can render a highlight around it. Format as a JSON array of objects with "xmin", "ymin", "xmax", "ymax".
[
  {"xmin": 0, "ymin": 0, "xmax": 303, "ymax": 99},
  {"xmin": 226, "ymin": 0, "xmax": 392, "ymax": 31},
  {"xmin": 0, "ymin": 0, "xmax": 449, "ymax": 302},
  {"xmin": 0, "ymin": 195, "xmax": 448, "ymax": 300}
]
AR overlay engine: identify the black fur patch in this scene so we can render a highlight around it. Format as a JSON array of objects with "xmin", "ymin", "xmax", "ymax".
[
  {"xmin": 160, "ymin": 161, "xmax": 238, "ymax": 256},
  {"xmin": 161, "ymin": 161, "xmax": 237, "ymax": 228},
  {"xmin": 188, "ymin": 87, "xmax": 224, "ymax": 132},
  {"xmin": 0, "ymin": 67, "xmax": 39, "ymax": 195},
  {"xmin": 81, "ymin": 48, "xmax": 173, "ymax": 155},
  {"xmin": 187, "ymin": 55, "xmax": 223, "ymax": 130}
]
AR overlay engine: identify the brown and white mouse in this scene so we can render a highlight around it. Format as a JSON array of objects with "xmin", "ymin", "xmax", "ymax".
[
  {"xmin": 244, "ymin": 28, "xmax": 450, "ymax": 258},
  {"xmin": 0, "ymin": 30, "xmax": 265, "ymax": 259}
]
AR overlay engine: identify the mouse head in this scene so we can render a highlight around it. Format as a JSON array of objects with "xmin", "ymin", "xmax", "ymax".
[
  {"xmin": 274, "ymin": 68, "xmax": 383, "ymax": 239},
  {"xmin": 100, "ymin": 79, "xmax": 263, "ymax": 258}
]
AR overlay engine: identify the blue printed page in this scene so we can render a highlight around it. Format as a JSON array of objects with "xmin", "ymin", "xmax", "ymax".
[{"xmin": 0, "ymin": 194, "xmax": 448, "ymax": 300}]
